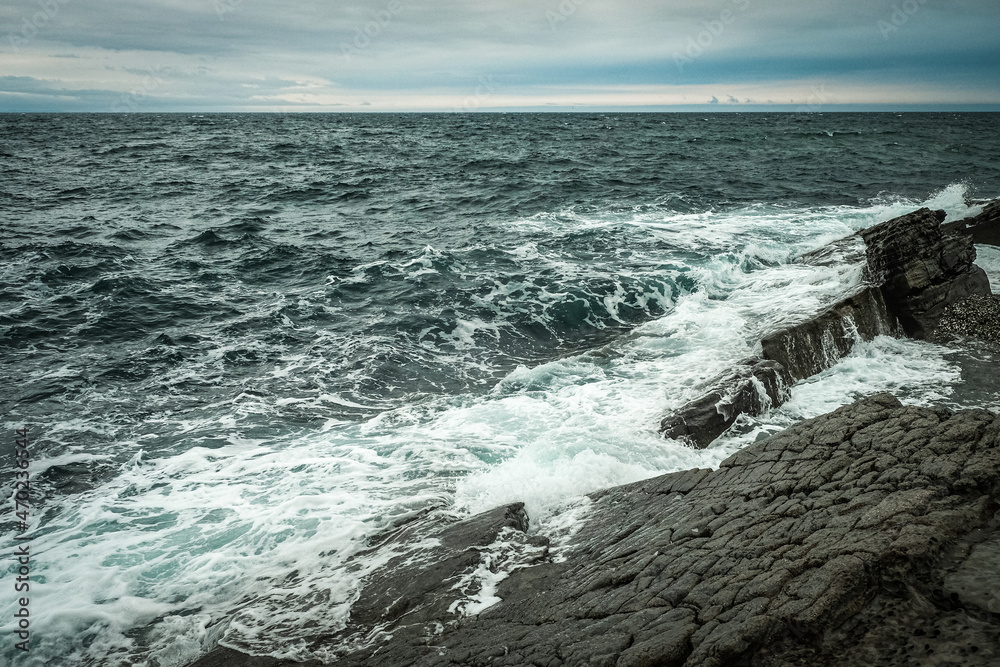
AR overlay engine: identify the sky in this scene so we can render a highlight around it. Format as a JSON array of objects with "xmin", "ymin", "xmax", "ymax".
[{"xmin": 1, "ymin": 0, "xmax": 998, "ymax": 112}]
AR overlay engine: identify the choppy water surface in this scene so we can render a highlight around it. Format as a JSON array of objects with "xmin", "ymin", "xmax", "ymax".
[{"xmin": 1, "ymin": 112, "xmax": 999, "ymax": 665}]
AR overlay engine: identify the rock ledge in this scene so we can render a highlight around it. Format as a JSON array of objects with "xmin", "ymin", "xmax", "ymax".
[{"xmin": 191, "ymin": 393, "xmax": 1000, "ymax": 667}]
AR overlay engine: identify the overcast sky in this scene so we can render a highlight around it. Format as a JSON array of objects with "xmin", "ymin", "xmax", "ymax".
[{"xmin": 1, "ymin": 0, "xmax": 998, "ymax": 112}]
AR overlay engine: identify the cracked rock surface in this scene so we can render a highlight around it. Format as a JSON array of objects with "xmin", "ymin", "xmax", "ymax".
[{"xmin": 194, "ymin": 393, "xmax": 1000, "ymax": 666}]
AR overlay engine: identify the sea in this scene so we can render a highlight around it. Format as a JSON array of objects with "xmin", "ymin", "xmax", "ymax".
[{"xmin": 2, "ymin": 112, "xmax": 1000, "ymax": 666}]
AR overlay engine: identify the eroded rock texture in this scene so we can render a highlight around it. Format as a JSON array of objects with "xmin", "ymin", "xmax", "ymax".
[
  {"xmin": 861, "ymin": 207, "xmax": 992, "ymax": 339},
  {"xmin": 198, "ymin": 393, "xmax": 1000, "ymax": 667},
  {"xmin": 660, "ymin": 205, "xmax": 993, "ymax": 447}
]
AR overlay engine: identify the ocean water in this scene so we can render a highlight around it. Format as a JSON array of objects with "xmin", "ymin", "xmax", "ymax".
[{"xmin": 1, "ymin": 112, "xmax": 999, "ymax": 666}]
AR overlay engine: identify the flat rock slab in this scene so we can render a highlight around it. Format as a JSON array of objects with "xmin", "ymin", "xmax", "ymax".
[{"xmin": 190, "ymin": 393, "xmax": 1000, "ymax": 666}]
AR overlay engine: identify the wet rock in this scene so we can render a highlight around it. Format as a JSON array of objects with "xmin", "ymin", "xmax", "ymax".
[
  {"xmin": 189, "ymin": 394, "xmax": 1000, "ymax": 667},
  {"xmin": 660, "ymin": 206, "xmax": 992, "ymax": 448},
  {"xmin": 189, "ymin": 503, "xmax": 547, "ymax": 667},
  {"xmin": 336, "ymin": 502, "xmax": 541, "ymax": 635},
  {"xmin": 861, "ymin": 207, "xmax": 992, "ymax": 338},
  {"xmin": 761, "ymin": 286, "xmax": 900, "ymax": 382},
  {"xmin": 186, "ymin": 648, "xmax": 314, "ymax": 667},
  {"xmin": 663, "ymin": 288, "xmax": 900, "ymax": 449},
  {"xmin": 660, "ymin": 357, "xmax": 791, "ymax": 447},
  {"xmin": 942, "ymin": 199, "xmax": 1000, "ymax": 247}
]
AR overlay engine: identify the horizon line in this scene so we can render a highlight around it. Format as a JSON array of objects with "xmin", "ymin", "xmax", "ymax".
[{"xmin": 4, "ymin": 105, "xmax": 1000, "ymax": 114}]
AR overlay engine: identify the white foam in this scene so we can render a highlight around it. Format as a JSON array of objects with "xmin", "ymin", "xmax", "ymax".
[
  {"xmin": 14, "ymin": 187, "xmax": 987, "ymax": 666},
  {"xmin": 715, "ymin": 335, "xmax": 963, "ymax": 451}
]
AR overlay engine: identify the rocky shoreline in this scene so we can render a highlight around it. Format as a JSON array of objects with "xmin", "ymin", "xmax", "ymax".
[
  {"xmin": 187, "ymin": 202, "xmax": 1000, "ymax": 667},
  {"xmin": 662, "ymin": 203, "xmax": 995, "ymax": 448}
]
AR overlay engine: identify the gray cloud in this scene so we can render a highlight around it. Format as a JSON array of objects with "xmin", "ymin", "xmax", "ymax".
[{"xmin": 1, "ymin": 0, "xmax": 998, "ymax": 110}]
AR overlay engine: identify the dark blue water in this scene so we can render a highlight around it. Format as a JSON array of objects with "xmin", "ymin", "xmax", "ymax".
[{"xmin": 1, "ymin": 112, "xmax": 999, "ymax": 666}]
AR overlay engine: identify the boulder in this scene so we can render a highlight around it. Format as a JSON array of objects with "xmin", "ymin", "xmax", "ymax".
[
  {"xmin": 660, "ymin": 357, "xmax": 790, "ymax": 447},
  {"xmin": 861, "ymin": 207, "xmax": 992, "ymax": 339}
]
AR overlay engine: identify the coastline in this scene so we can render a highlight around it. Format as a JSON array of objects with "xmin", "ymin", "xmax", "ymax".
[
  {"xmin": 191, "ymin": 393, "xmax": 1000, "ymax": 667},
  {"xmin": 185, "ymin": 203, "xmax": 1000, "ymax": 665}
]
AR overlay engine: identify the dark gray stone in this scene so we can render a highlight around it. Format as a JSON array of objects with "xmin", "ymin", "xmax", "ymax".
[
  {"xmin": 659, "ymin": 206, "xmax": 994, "ymax": 449},
  {"xmin": 942, "ymin": 199, "xmax": 1000, "ymax": 247},
  {"xmin": 187, "ymin": 647, "xmax": 315, "ymax": 667},
  {"xmin": 761, "ymin": 286, "xmax": 900, "ymax": 382},
  {"xmin": 184, "ymin": 202, "xmax": 1000, "ymax": 666},
  {"xmin": 660, "ymin": 357, "xmax": 791, "ymax": 448},
  {"xmin": 664, "ymin": 286, "xmax": 901, "ymax": 450},
  {"xmin": 189, "ymin": 503, "xmax": 546, "ymax": 667},
  {"xmin": 861, "ymin": 207, "xmax": 992, "ymax": 339}
]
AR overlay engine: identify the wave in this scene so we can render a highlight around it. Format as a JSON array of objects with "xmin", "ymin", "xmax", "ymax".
[{"xmin": 4, "ymin": 104, "xmax": 999, "ymax": 667}]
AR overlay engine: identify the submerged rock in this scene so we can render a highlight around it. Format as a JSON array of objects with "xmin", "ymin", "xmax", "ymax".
[{"xmin": 194, "ymin": 394, "xmax": 1000, "ymax": 666}]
